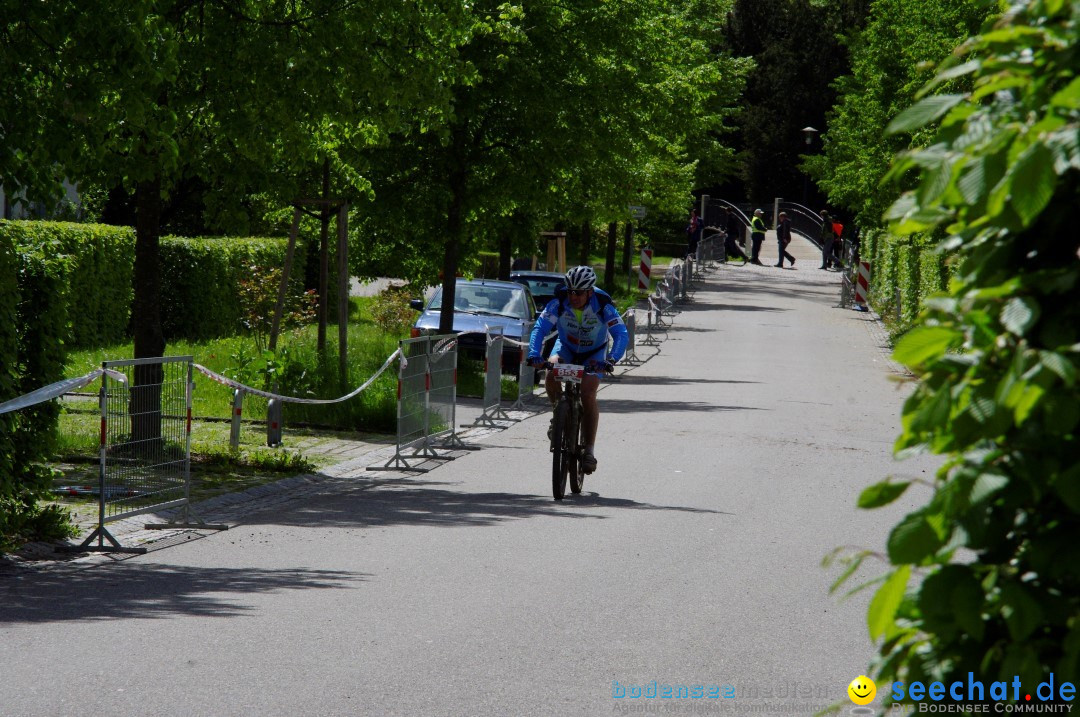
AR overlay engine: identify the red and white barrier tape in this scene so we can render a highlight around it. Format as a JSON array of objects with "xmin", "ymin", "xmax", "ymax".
[
  {"xmin": 0, "ymin": 368, "xmax": 127, "ymax": 416},
  {"xmin": 193, "ymin": 348, "xmax": 401, "ymax": 405}
]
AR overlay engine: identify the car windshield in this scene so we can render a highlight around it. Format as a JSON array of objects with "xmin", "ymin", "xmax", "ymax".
[
  {"xmin": 429, "ymin": 285, "xmax": 528, "ymax": 318},
  {"xmin": 521, "ymin": 278, "xmax": 563, "ymax": 298}
]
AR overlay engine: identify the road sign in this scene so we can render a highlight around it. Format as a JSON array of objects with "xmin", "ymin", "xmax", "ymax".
[{"xmin": 629, "ymin": 205, "xmax": 647, "ymax": 220}]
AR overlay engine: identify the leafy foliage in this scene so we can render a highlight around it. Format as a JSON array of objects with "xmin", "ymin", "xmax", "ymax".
[
  {"xmin": 1, "ymin": 220, "xmax": 135, "ymax": 348},
  {"xmin": 368, "ymin": 286, "xmax": 417, "ymax": 337},
  {"xmin": 842, "ymin": 0, "xmax": 1080, "ymax": 696},
  {"xmin": 726, "ymin": 0, "xmax": 871, "ymax": 204},
  {"xmin": 807, "ymin": 0, "xmax": 988, "ymax": 227},
  {"xmin": 357, "ymin": 0, "xmax": 746, "ymax": 311},
  {"xmin": 158, "ymin": 236, "xmax": 311, "ymax": 341},
  {"xmin": 236, "ymin": 264, "xmax": 318, "ymax": 352},
  {"xmin": 0, "ymin": 224, "xmax": 77, "ymax": 550}
]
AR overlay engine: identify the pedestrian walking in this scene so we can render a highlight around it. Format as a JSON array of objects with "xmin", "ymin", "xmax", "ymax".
[
  {"xmin": 721, "ymin": 207, "xmax": 749, "ymax": 264},
  {"xmin": 774, "ymin": 211, "xmax": 796, "ymax": 268},
  {"xmin": 750, "ymin": 208, "xmax": 766, "ymax": 265}
]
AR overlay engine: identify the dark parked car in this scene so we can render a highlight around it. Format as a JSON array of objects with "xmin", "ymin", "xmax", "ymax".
[
  {"xmin": 509, "ymin": 270, "xmax": 566, "ymax": 312},
  {"xmin": 410, "ymin": 279, "xmax": 550, "ymax": 373}
]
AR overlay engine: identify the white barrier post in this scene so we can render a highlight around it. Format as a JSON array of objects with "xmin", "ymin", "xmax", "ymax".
[
  {"xmin": 267, "ymin": 398, "xmax": 283, "ymax": 447},
  {"xmin": 229, "ymin": 389, "xmax": 244, "ymax": 450}
]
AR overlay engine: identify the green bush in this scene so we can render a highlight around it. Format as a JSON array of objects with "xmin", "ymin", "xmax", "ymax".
[
  {"xmin": 160, "ymin": 236, "xmax": 288, "ymax": 340},
  {"xmin": 897, "ymin": 242, "xmax": 921, "ymax": 326},
  {"xmin": 872, "ymin": 238, "xmax": 899, "ymax": 312},
  {"xmin": 839, "ymin": 0, "xmax": 1080, "ymax": 700},
  {"xmin": 368, "ymin": 285, "xmax": 416, "ymax": 336},
  {"xmin": 0, "ymin": 220, "xmax": 135, "ymax": 348},
  {"xmin": 0, "ymin": 226, "xmax": 76, "ymax": 550},
  {"xmin": 1, "ymin": 233, "xmax": 18, "ymax": 528},
  {"xmin": 917, "ymin": 246, "xmax": 948, "ymax": 305}
]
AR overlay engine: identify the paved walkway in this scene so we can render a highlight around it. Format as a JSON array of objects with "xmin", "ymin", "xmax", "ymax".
[{"xmin": 1, "ymin": 260, "xmax": 929, "ymax": 717}]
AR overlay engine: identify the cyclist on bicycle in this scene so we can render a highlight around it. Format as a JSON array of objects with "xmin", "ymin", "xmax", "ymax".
[{"xmin": 527, "ymin": 265, "xmax": 628, "ymax": 474}]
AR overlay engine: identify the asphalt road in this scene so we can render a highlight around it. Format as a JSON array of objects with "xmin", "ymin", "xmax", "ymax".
[{"xmin": 0, "ymin": 257, "xmax": 934, "ymax": 717}]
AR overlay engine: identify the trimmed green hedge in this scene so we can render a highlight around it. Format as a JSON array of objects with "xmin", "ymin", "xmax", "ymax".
[
  {"xmin": 1, "ymin": 226, "xmax": 72, "ymax": 550},
  {"xmin": 0, "ymin": 222, "xmax": 335, "ymax": 346},
  {"xmin": 863, "ymin": 228, "xmax": 950, "ymax": 332},
  {"xmin": 0, "ymin": 220, "xmax": 135, "ymax": 349},
  {"xmin": 1, "ymin": 233, "xmax": 19, "ymax": 512},
  {"xmin": 160, "ymin": 235, "xmax": 338, "ymax": 341},
  {"xmin": 161, "ymin": 236, "xmax": 286, "ymax": 340}
]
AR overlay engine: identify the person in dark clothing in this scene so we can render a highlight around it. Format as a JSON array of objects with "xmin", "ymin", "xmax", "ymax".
[
  {"xmin": 749, "ymin": 208, "xmax": 767, "ymax": 265},
  {"xmin": 721, "ymin": 207, "xmax": 749, "ymax": 264},
  {"xmin": 685, "ymin": 208, "xmax": 703, "ymax": 258},
  {"xmin": 774, "ymin": 211, "xmax": 796, "ymax": 268},
  {"xmin": 819, "ymin": 209, "xmax": 838, "ymax": 269}
]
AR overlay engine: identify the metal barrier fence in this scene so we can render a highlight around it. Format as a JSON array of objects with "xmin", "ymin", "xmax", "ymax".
[
  {"xmin": 61, "ymin": 356, "xmax": 226, "ymax": 554},
  {"xmin": 369, "ymin": 336, "xmax": 441, "ymax": 472},
  {"xmin": 641, "ymin": 297, "xmax": 663, "ymax": 345},
  {"xmin": 512, "ymin": 321, "xmax": 538, "ymax": 410},
  {"xmin": 838, "ymin": 241, "xmax": 859, "ymax": 309},
  {"xmin": 428, "ymin": 334, "xmax": 470, "ymax": 451},
  {"xmin": 468, "ymin": 326, "xmax": 516, "ymax": 427},
  {"xmin": 622, "ymin": 309, "xmax": 640, "ymax": 364}
]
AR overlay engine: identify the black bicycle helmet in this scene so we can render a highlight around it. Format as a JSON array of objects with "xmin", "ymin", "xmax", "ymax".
[{"xmin": 565, "ymin": 265, "xmax": 597, "ymax": 290}]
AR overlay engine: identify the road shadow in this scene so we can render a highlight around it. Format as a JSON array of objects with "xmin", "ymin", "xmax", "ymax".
[
  {"xmin": 568, "ymin": 492, "xmax": 735, "ymax": 513},
  {"xmin": 682, "ymin": 302, "xmax": 789, "ymax": 313},
  {"xmin": 237, "ymin": 479, "xmax": 724, "ymax": 532},
  {"xmin": 600, "ymin": 398, "xmax": 766, "ymax": 414},
  {"xmin": 657, "ymin": 324, "xmax": 715, "ymax": 333},
  {"xmin": 611, "ymin": 376, "xmax": 760, "ymax": 386},
  {"xmin": 0, "ymin": 563, "xmax": 364, "ymax": 624}
]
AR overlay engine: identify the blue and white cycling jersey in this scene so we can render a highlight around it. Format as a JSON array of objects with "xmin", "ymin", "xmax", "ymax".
[{"xmin": 527, "ymin": 287, "xmax": 628, "ymax": 365}]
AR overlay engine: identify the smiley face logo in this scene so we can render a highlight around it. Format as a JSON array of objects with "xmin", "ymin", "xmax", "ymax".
[{"xmin": 848, "ymin": 675, "xmax": 876, "ymax": 705}]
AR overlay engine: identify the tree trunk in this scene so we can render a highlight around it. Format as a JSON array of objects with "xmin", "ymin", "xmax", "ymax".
[
  {"xmin": 498, "ymin": 233, "xmax": 511, "ymax": 280},
  {"xmin": 604, "ymin": 222, "xmax": 618, "ymax": 291},
  {"xmin": 439, "ymin": 132, "xmax": 467, "ymax": 334},
  {"xmin": 131, "ymin": 177, "xmax": 166, "ymax": 449},
  {"xmin": 579, "ymin": 219, "xmax": 591, "ymax": 266},
  {"xmin": 317, "ymin": 157, "xmax": 331, "ymax": 355}
]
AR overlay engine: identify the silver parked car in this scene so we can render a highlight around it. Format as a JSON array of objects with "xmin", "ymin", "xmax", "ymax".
[{"xmin": 410, "ymin": 279, "xmax": 550, "ymax": 372}]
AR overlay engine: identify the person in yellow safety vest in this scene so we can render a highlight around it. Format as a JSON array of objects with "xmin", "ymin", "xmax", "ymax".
[{"xmin": 749, "ymin": 208, "xmax": 767, "ymax": 265}]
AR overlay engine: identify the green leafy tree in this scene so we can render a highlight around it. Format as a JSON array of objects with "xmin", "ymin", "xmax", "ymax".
[
  {"xmin": 725, "ymin": 0, "xmax": 870, "ymax": 205},
  {"xmin": 839, "ymin": 0, "xmax": 1080, "ymax": 698},
  {"xmin": 807, "ymin": 0, "xmax": 988, "ymax": 228},
  {"xmin": 357, "ymin": 0, "xmax": 744, "ymax": 331},
  {"xmin": 0, "ymin": 0, "xmax": 461, "ymax": 361}
]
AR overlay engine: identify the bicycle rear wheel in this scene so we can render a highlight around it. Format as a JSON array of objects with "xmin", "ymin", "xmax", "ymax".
[
  {"xmin": 568, "ymin": 400, "xmax": 584, "ymax": 494},
  {"xmin": 551, "ymin": 399, "xmax": 570, "ymax": 500}
]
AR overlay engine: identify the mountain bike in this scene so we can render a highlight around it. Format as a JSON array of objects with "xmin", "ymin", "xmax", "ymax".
[{"xmin": 547, "ymin": 363, "xmax": 586, "ymax": 500}]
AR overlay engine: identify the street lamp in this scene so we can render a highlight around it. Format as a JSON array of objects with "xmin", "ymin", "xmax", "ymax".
[{"xmin": 801, "ymin": 126, "xmax": 819, "ymax": 207}]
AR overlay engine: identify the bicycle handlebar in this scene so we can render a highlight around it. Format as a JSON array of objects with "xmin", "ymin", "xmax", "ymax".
[{"xmin": 533, "ymin": 360, "xmax": 614, "ymax": 376}]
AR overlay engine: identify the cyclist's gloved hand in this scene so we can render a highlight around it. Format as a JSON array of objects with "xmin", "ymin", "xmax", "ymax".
[
  {"xmin": 586, "ymin": 358, "xmax": 615, "ymax": 374},
  {"xmin": 527, "ymin": 357, "xmax": 547, "ymax": 369}
]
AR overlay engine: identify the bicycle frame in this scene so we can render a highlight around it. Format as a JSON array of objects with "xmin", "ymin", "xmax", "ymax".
[{"xmin": 549, "ymin": 364, "xmax": 586, "ymax": 500}]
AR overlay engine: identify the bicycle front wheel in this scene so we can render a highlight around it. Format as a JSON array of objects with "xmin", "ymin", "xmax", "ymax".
[
  {"xmin": 568, "ymin": 402, "xmax": 584, "ymax": 494},
  {"xmin": 551, "ymin": 399, "xmax": 570, "ymax": 500}
]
